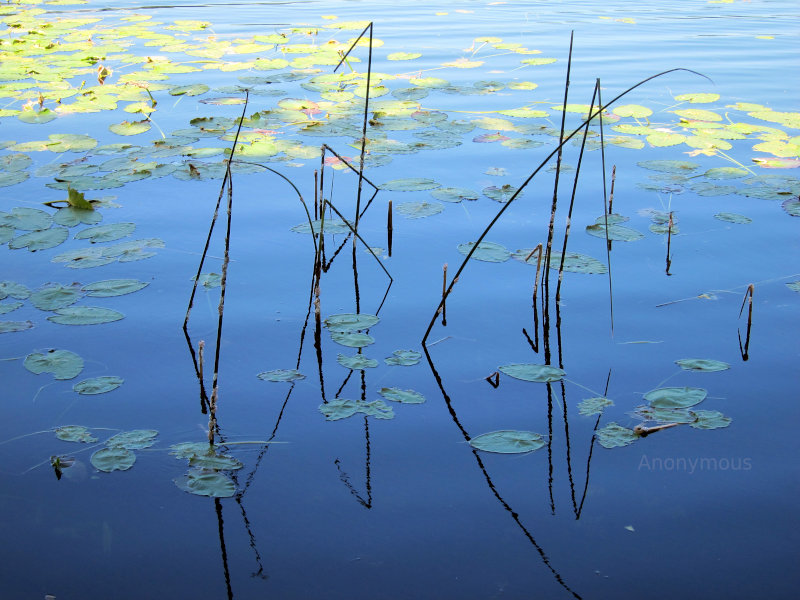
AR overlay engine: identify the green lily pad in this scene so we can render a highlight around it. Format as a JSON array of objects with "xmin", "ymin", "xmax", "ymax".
[
  {"xmin": 690, "ymin": 410, "xmax": 732, "ymax": 430},
  {"xmin": 385, "ymin": 350, "xmax": 422, "ymax": 366},
  {"xmin": 578, "ymin": 397, "xmax": 614, "ymax": 416},
  {"xmin": 109, "ymin": 120, "xmax": 151, "ymax": 136},
  {"xmin": 379, "ymin": 387, "xmax": 426, "ymax": 404},
  {"xmin": 188, "ymin": 452, "xmax": 243, "ymax": 470},
  {"xmin": 0, "ymin": 172, "xmax": 29, "ymax": 187},
  {"xmin": 91, "ymin": 447, "xmax": 136, "ymax": 472},
  {"xmin": 337, "ymin": 353, "xmax": 378, "ymax": 370},
  {"xmin": 82, "ymin": 279, "xmax": 149, "ymax": 297},
  {"xmin": 0, "ymin": 301, "xmax": 23, "ymax": 315},
  {"xmin": 0, "ymin": 281, "xmax": 31, "ymax": 300},
  {"xmin": 647, "ymin": 132, "xmax": 686, "ymax": 147},
  {"xmin": 53, "ymin": 207, "xmax": 103, "ymax": 227},
  {"xmin": 55, "ymin": 425, "xmax": 97, "ymax": 443},
  {"xmin": 381, "ymin": 178, "xmax": 441, "ymax": 191},
  {"xmin": 257, "ymin": 369, "xmax": 306, "ymax": 382},
  {"xmin": 290, "ymin": 219, "xmax": 352, "ymax": 234},
  {"xmin": 324, "ymin": 313, "xmax": 379, "ymax": 333},
  {"xmin": 388, "ymin": 52, "xmax": 422, "ymax": 60},
  {"xmin": 73, "ymin": 376, "xmax": 124, "ymax": 395},
  {"xmin": 396, "ymin": 201, "xmax": 444, "ymax": 219},
  {"xmin": 2, "ymin": 208, "xmax": 53, "ymax": 231},
  {"xmin": 431, "ymin": 187, "xmax": 479, "ymax": 202},
  {"xmin": 0, "ymin": 320, "xmax": 34, "ymax": 334},
  {"xmin": 675, "ymin": 358, "xmax": 730, "ymax": 372},
  {"xmin": 24, "ymin": 349, "xmax": 84, "ymax": 380},
  {"xmin": 499, "ymin": 363, "xmax": 565, "ymax": 382},
  {"xmin": 675, "ymin": 108, "xmax": 723, "ymax": 122},
  {"xmin": 483, "ymin": 184, "xmax": 522, "ymax": 203},
  {"xmin": 645, "ymin": 387, "xmax": 707, "ymax": 409},
  {"xmin": 521, "ymin": 57, "xmax": 557, "ymax": 66},
  {"xmin": 613, "ymin": 104, "xmax": 653, "ymax": 118},
  {"xmin": 175, "ymin": 469, "xmax": 236, "ymax": 497},
  {"xmin": 319, "ymin": 399, "xmax": 394, "ymax": 421},
  {"xmin": 715, "ymin": 213, "xmax": 752, "ymax": 224},
  {"xmin": 47, "ymin": 307, "xmax": 124, "ymax": 325},
  {"xmin": 781, "ymin": 198, "xmax": 800, "ymax": 217},
  {"xmin": 9, "ymin": 228, "xmax": 69, "ymax": 251},
  {"xmin": 512, "ymin": 249, "xmax": 608, "ymax": 274},
  {"xmin": 704, "ymin": 167, "xmax": 749, "ymax": 179},
  {"xmin": 469, "ymin": 430, "xmax": 545, "ymax": 454},
  {"xmin": 331, "ymin": 331, "xmax": 375, "ymax": 348},
  {"xmin": 74, "ymin": 222, "xmax": 135, "ymax": 243},
  {"xmin": 637, "ymin": 160, "xmax": 699, "ymax": 174},
  {"xmin": 169, "ymin": 83, "xmax": 210, "ymax": 96},
  {"xmin": 169, "ymin": 442, "xmax": 218, "ymax": 459},
  {"xmin": 30, "ymin": 284, "xmax": 82, "ymax": 310},
  {"xmin": 106, "ymin": 429, "xmax": 158, "ymax": 450},
  {"xmin": 457, "ymin": 241, "xmax": 511, "ymax": 263},
  {"xmin": 674, "ymin": 92, "xmax": 720, "ymax": 104},
  {"xmin": 586, "ymin": 222, "xmax": 644, "ymax": 241},
  {"xmin": 595, "ymin": 423, "xmax": 639, "ymax": 449},
  {"xmin": 18, "ymin": 108, "xmax": 57, "ymax": 124}
]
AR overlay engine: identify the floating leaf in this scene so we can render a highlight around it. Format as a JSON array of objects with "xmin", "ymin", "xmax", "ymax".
[
  {"xmin": 74, "ymin": 222, "xmax": 135, "ymax": 243},
  {"xmin": 385, "ymin": 350, "xmax": 422, "ymax": 366},
  {"xmin": 787, "ymin": 281, "xmax": 800, "ymax": 293},
  {"xmin": 637, "ymin": 160, "xmax": 699, "ymax": 174},
  {"xmin": 109, "ymin": 120, "xmax": 151, "ymax": 136},
  {"xmin": 431, "ymin": 187, "xmax": 479, "ymax": 202},
  {"xmin": 47, "ymin": 307, "xmax": 124, "ymax": 326},
  {"xmin": 690, "ymin": 410, "xmax": 732, "ymax": 430},
  {"xmin": 175, "ymin": 469, "xmax": 236, "ymax": 497},
  {"xmin": 1, "ymin": 208, "xmax": 53, "ymax": 231},
  {"xmin": 381, "ymin": 178, "xmax": 440, "ymax": 191},
  {"xmin": 18, "ymin": 108, "xmax": 57, "ymax": 124},
  {"xmin": 613, "ymin": 104, "xmax": 653, "ymax": 118},
  {"xmin": 337, "ymin": 353, "xmax": 378, "ymax": 370},
  {"xmin": 106, "ymin": 429, "xmax": 158, "ymax": 450},
  {"xmin": 30, "ymin": 284, "xmax": 82, "ymax": 310},
  {"xmin": 595, "ymin": 423, "xmax": 639, "ymax": 448},
  {"xmin": 483, "ymin": 184, "xmax": 521, "ymax": 203},
  {"xmin": 396, "ymin": 201, "xmax": 444, "ymax": 219},
  {"xmin": 24, "ymin": 349, "xmax": 84, "ymax": 380},
  {"xmin": 645, "ymin": 387, "xmax": 707, "ymax": 409},
  {"xmin": 0, "ymin": 320, "xmax": 34, "ymax": 334},
  {"xmin": 521, "ymin": 57, "xmax": 557, "ymax": 66},
  {"xmin": 324, "ymin": 313, "xmax": 379, "ymax": 333},
  {"xmin": 647, "ymin": 132, "xmax": 685, "ymax": 147},
  {"xmin": 578, "ymin": 397, "xmax": 614, "ymax": 416},
  {"xmin": 73, "ymin": 376, "xmax": 124, "ymax": 395},
  {"xmin": 704, "ymin": 167, "xmax": 749, "ymax": 180},
  {"xmin": 0, "ymin": 281, "xmax": 31, "ymax": 300},
  {"xmin": 714, "ymin": 212, "xmax": 752, "ymax": 224},
  {"xmin": 189, "ymin": 453, "xmax": 243, "ymax": 471},
  {"xmin": 257, "ymin": 369, "xmax": 305, "ymax": 382},
  {"xmin": 193, "ymin": 273, "xmax": 221, "ymax": 288},
  {"xmin": 388, "ymin": 52, "xmax": 421, "ymax": 60},
  {"xmin": 674, "ymin": 92, "xmax": 720, "ymax": 104},
  {"xmin": 782, "ymin": 198, "xmax": 800, "ymax": 217},
  {"xmin": 586, "ymin": 223, "xmax": 644, "ymax": 241},
  {"xmin": 82, "ymin": 279, "xmax": 149, "ymax": 297},
  {"xmin": 9, "ymin": 228, "xmax": 69, "ymax": 252},
  {"xmin": 91, "ymin": 447, "xmax": 136, "ymax": 472},
  {"xmin": 469, "ymin": 430, "xmax": 545, "ymax": 454},
  {"xmin": 290, "ymin": 219, "xmax": 351, "ymax": 234},
  {"xmin": 53, "ymin": 208, "xmax": 103, "ymax": 227},
  {"xmin": 457, "ymin": 241, "xmax": 511, "ymax": 263},
  {"xmin": 169, "ymin": 83, "xmax": 210, "ymax": 96},
  {"xmin": 55, "ymin": 425, "xmax": 97, "ymax": 443},
  {"xmin": 0, "ymin": 301, "xmax": 23, "ymax": 315},
  {"xmin": 169, "ymin": 442, "xmax": 218, "ymax": 459},
  {"xmin": 512, "ymin": 249, "xmax": 608, "ymax": 274},
  {"xmin": 331, "ymin": 331, "xmax": 375, "ymax": 348},
  {"xmin": 320, "ymin": 399, "xmax": 394, "ymax": 421},
  {"xmin": 499, "ymin": 363, "xmax": 565, "ymax": 382},
  {"xmin": 634, "ymin": 405, "xmax": 695, "ymax": 424},
  {"xmin": 675, "ymin": 358, "xmax": 730, "ymax": 372},
  {"xmin": 379, "ymin": 387, "xmax": 425, "ymax": 404},
  {"xmin": 675, "ymin": 108, "xmax": 723, "ymax": 122}
]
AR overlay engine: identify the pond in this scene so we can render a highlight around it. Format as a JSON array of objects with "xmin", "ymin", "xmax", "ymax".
[{"xmin": 1, "ymin": 0, "xmax": 798, "ymax": 598}]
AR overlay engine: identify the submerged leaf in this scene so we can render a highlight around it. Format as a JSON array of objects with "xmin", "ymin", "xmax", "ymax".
[
  {"xmin": 337, "ymin": 353, "xmax": 378, "ymax": 370},
  {"xmin": 319, "ymin": 398, "xmax": 394, "ymax": 421},
  {"xmin": 381, "ymin": 177, "xmax": 440, "ymax": 191},
  {"xmin": 690, "ymin": 410, "xmax": 732, "ymax": 430},
  {"xmin": 55, "ymin": 425, "xmax": 97, "ymax": 443},
  {"xmin": 396, "ymin": 201, "xmax": 444, "ymax": 219},
  {"xmin": 175, "ymin": 469, "xmax": 236, "ymax": 497},
  {"xmin": 47, "ymin": 307, "xmax": 124, "ymax": 326},
  {"xmin": 499, "ymin": 363, "xmax": 565, "ymax": 382},
  {"xmin": 82, "ymin": 279, "xmax": 149, "ymax": 297},
  {"xmin": 578, "ymin": 397, "xmax": 613, "ymax": 416},
  {"xmin": 457, "ymin": 241, "xmax": 511, "ymax": 263},
  {"xmin": 324, "ymin": 313, "xmax": 379, "ymax": 333},
  {"xmin": 469, "ymin": 430, "xmax": 545, "ymax": 454}
]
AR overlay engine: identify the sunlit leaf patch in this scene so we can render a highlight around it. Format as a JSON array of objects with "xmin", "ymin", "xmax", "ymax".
[
  {"xmin": 469, "ymin": 430, "xmax": 545, "ymax": 454},
  {"xmin": 396, "ymin": 201, "xmax": 444, "ymax": 219}
]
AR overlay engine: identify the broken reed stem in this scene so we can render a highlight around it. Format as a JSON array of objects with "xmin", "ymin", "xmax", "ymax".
[
  {"xmin": 633, "ymin": 422, "xmax": 679, "ymax": 437},
  {"xmin": 525, "ymin": 244, "xmax": 544, "ymax": 306},
  {"xmin": 666, "ymin": 211, "xmax": 673, "ymax": 275},
  {"xmin": 442, "ymin": 263, "xmax": 448, "ymax": 326},
  {"xmin": 485, "ymin": 371, "xmax": 500, "ymax": 388},
  {"xmin": 738, "ymin": 283, "xmax": 754, "ymax": 360},
  {"xmin": 387, "ymin": 199, "xmax": 393, "ymax": 257},
  {"xmin": 608, "ymin": 165, "xmax": 616, "ymax": 215}
]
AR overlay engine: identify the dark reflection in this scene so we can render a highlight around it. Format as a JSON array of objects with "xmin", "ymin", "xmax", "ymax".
[{"xmin": 215, "ymin": 498, "xmax": 234, "ymax": 600}]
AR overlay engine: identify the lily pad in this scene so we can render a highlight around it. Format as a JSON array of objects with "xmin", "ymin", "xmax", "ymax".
[
  {"xmin": 675, "ymin": 358, "xmax": 730, "ymax": 372},
  {"xmin": 24, "ymin": 349, "xmax": 83, "ymax": 380},
  {"xmin": 55, "ymin": 425, "xmax": 97, "ymax": 443},
  {"xmin": 53, "ymin": 207, "xmax": 103, "ymax": 227},
  {"xmin": 82, "ymin": 279, "xmax": 149, "ymax": 297},
  {"xmin": 715, "ymin": 213, "xmax": 752, "ymax": 224},
  {"xmin": 379, "ymin": 387, "xmax": 426, "ymax": 404},
  {"xmin": 381, "ymin": 178, "xmax": 440, "ymax": 191},
  {"xmin": 109, "ymin": 120, "xmax": 151, "ymax": 136},
  {"xmin": 30, "ymin": 284, "xmax": 82, "ymax": 310},
  {"xmin": 331, "ymin": 331, "xmax": 375, "ymax": 348},
  {"xmin": 499, "ymin": 363, "xmax": 565, "ymax": 382},
  {"xmin": 690, "ymin": 410, "xmax": 732, "ymax": 430},
  {"xmin": 781, "ymin": 198, "xmax": 800, "ymax": 217},
  {"xmin": 0, "ymin": 320, "xmax": 34, "ymax": 334},
  {"xmin": 512, "ymin": 249, "xmax": 608, "ymax": 274},
  {"xmin": 106, "ymin": 429, "xmax": 158, "ymax": 450},
  {"xmin": 396, "ymin": 201, "xmax": 444, "ymax": 219},
  {"xmin": 385, "ymin": 350, "xmax": 422, "ymax": 366},
  {"xmin": 0, "ymin": 281, "xmax": 31, "ymax": 300},
  {"xmin": 457, "ymin": 241, "xmax": 511, "ymax": 263},
  {"xmin": 635, "ymin": 405, "xmax": 696, "ymax": 424},
  {"xmin": 645, "ymin": 387, "xmax": 707, "ymax": 409},
  {"xmin": 337, "ymin": 353, "xmax": 379, "ymax": 370},
  {"xmin": 257, "ymin": 369, "xmax": 305, "ymax": 382},
  {"xmin": 319, "ymin": 399, "xmax": 394, "ymax": 421},
  {"xmin": 47, "ymin": 307, "xmax": 124, "ymax": 326},
  {"xmin": 431, "ymin": 187, "xmax": 479, "ymax": 202},
  {"xmin": 74, "ymin": 222, "xmax": 135, "ymax": 243},
  {"xmin": 0, "ymin": 301, "xmax": 23, "ymax": 315},
  {"xmin": 91, "ymin": 447, "xmax": 136, "ymax": 472},
  {"xmin": 175, "ymin": 469, "xmax": 236, "ymax": 497},
  {"xmin": 324, "ymin": 313, "xmax": 379, "ymax": 333},
  {"xmin": 469, "ymin": 430, "xmax": 545, "ymax": 454},
  {"xmin": 586, "ymin": 222, "xmax": 645, "ymax": 241},
  {"xmin": 787, "ymin": 281, "xmax": 800, "ymax": 293},
  {"xmin": 73, "ymin": 376, "xmax": 124, "ymax": 395},
  {"xmin": 483, "ymin": 184, "xmax": 522, "ymax": 203},
  {"xmin": 290, "ymin": 219, "xmax": 352, "ymax": 234},
  {"xmin": 637, "ymin": 160, "xmax": 699, "ymax": 174},
  {"xmin": 9, "ymin": 228, "xmax": 69, "ymax": 251},
  {"xmin": 1, "ymin": 207, "xmax": 53, "ymax": 231},
  {"xmin": 595, "ymin": 423, "xmax": 639, "ymax": 448},
  {"xmin": 578, "ymin": 397, "xmax": 614, "ymax": 416}
]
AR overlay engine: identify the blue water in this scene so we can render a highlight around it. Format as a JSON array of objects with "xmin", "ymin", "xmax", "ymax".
[{"xmin": 1, "ymin": 1, "xmax": 798, "ymax": 598}]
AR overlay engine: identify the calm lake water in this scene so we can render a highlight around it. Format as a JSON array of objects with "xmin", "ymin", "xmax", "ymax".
[{"xmin": 1, "ymin": 1, "xmax": 798, "ymax": 598}]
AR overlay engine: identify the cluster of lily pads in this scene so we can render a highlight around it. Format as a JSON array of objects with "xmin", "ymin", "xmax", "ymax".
[{"xmin": 465, "ymin": 358, "xmax": 732, "ymax": 454}]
